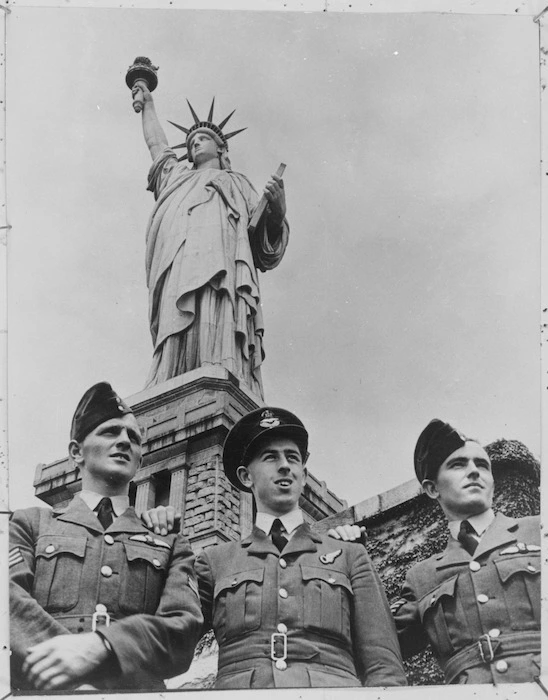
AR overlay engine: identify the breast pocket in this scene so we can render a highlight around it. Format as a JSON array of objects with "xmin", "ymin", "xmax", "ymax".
[
  {"xmin": 33, "ymin": 535, "xmax": 87, "ymax": 612},
  {"xmin": 417, "ymin": 574, "xmax": 459, "ymax": 656},
  {"xmin": 301, "ymin": 565, "xmax": 353, "ymax": 640},
  {"xmin": 119, "ymin": 543, "xmax": 170, "ymax": 614},
  {"xmin": 494, "ymin": 554, "xmax": 540, "ymax": 630},
  {"xmin": 213, "ymin": 568, "xmax": 264, "ymax": 642}
]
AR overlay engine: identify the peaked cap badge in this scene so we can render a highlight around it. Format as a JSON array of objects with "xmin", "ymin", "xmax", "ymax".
[
  {"xmin": 259, "ymin": 409, "xmax": 280, "ymax": 429},
  {"xmin": 168, "ymin": 97, "xmax": 247, "ymax": 162}
]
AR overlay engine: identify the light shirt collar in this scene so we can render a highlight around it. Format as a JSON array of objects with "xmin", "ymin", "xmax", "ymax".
[
  {"xmin": 255, "ymin": 509, "xmax": 304, "ymax": 538},
  {"xmin": 448, "ymin": 508, "xmax": 495, "ymax": 541},
  {"xmin": 78, "ymin": 490, "xmax": 130, "ymax": 518}
]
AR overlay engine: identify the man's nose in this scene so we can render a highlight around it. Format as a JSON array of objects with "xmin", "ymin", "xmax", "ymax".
[
  {"xmin": 278, "ymin": 457, "xmax": 290, "ymax": 470},
  {"xmin": 466, "ymin": 460, "xmax": 480, "ymax": 477},
  {"xmin": 116, "ymin": 430, "xmax": 131, "ymax": 447}
]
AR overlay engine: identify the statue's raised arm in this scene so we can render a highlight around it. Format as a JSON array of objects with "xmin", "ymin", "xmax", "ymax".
[
  {"xmin": 134, "ymin": 83, "xmax": 169, "ymax": 162},
  {"xmin": 127, "ymin": 58, "xmax": 290, "ymax": 398},
  {"xmin": 126, "ymin": 57, "xmax": 168, "ymax": 161}
]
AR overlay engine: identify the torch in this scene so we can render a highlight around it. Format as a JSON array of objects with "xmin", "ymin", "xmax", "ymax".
[{"xmin": 125, "ymin": 56, "xmax": 159, "ymax": 113}]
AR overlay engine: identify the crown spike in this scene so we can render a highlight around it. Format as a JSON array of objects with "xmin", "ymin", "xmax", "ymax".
[
  {"xmin": 218, "ymin": 109, "xmax": 236, "ymax": 130},
  {"xmin": 177, "ymin": 153, "xmax": 189, "ymax": 162},
  {"xmin": 224, "ymin": 127, "xmax": 247, "ymax": 141},
  {"xmin": 186, "ymin": 99, "xmax": 201, "ymax": 124},
  {"xmin": 167, "ymin": 120, "xmax": 190, "ymax": 135},
  {"xmin": 207, "ymin": 97, "xmax": 215, "ymax": 123},
  {"xmin": 171, "ymin": 142, "xmax": 188, "ymax": 150}
]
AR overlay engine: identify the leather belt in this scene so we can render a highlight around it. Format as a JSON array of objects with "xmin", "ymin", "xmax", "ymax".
[
  {"xmin": 443, "ymin": 631, "xmax": 540, "ymax": 683},
  {"xmin": 218, "ymin": 631, "xmax": 355, "ymax": 673}
]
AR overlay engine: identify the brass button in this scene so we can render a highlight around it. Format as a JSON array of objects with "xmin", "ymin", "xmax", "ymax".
[
  {"xmin": 279, "ymin": 558, "xmax": 287, "ymax": 568},
  {"xmin": 279, "ymin": 588, "xmax": 288, "ymax": 599},
  {"xmin": 275, "ymin": 659, "xmax": 287, "ymax": 671},
  {"xmin": 45, "ymin": 544, "xmax": 55, "ymax": 554},
  {"xmin": 328, "ymin": 577, "xmax": 336, "ymax": 584},
  {"xmin": 153, "ymin": 558, "xmax": 161, "ymax": 568},
  {"xmin": 477, "ymin": 594, "xmax": 489, "ymax": 604},
  {"xmin": 104, "ymin": 535, "xmax": 114, "ymax": 545},
  {"xmin": 495, "ymin": 660, "xmax": 508, "ymax": 673},
  {"xmin": 488, "ymin": 628, "xmax": 501, "ymax": 639},
  {"xmin": 101, "ymin": 565, "xmax": 113, "ymax": 578},
  {"xmin": 95, "ymin": 604, "xmax": 107, "ymax": 613},
  {"xmin": 469, "ymin": 561, "xmax": 481, "ymax": 572},
  {"xmin": 527, "ymin": 564, "xmax": 536, "ymax": 573},
  {"xmin": 231, "ymin": 579, "xmax": 238, "ymax": 587},
  {"xmin": 277, "ymin": 623, "xmax": 288, "ymax": 633}
]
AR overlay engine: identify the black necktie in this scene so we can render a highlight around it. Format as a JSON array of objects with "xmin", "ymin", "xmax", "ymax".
[
  {"xmin": 458, "ymin": 519, "xmax": 478, "ymax": 556},
  {"xmin": 95, "ymin": 497, "xmax": 114, "ymax": 530},
  {"xmin": 270, "ymin": 518, "xmax": 288, "ymax": 552}
]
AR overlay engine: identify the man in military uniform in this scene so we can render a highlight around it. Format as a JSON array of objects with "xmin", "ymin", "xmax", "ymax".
[
  {"xmin": 9, "ymin": 382, "xmax": 203, "ymax": 691},
  {"xmin": 391, "ymin": 419, "xmax": 540, "ymax": 684},
  {"xmin": 193, "ymin": 407, "xmax": 406, "ymax": 689}
]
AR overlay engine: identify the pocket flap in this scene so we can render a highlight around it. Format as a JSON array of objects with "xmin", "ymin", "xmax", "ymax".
[
  {"xmin": 301, "ymin": 565, "xmax": 353, "ymax": 594},
  {"xmin": 418, "ymin": 574, "xmax": 458, "ymax": 616},
  {"xmin": 214, "ymin": 568, "xmax": 264, "ymax": 598},
  {"xmin": 216, "ymin": 668, "xmax": 255, "ymax": 690},
  {"xmin": 123, "ymin": 542, "xmax": 169, "ymax": 569},
  {"xmin": 36, "ymin": 535, "xmax": 87, "ymax": 559},
  {"xmin": 495, "ymin": 555, "xmax": 540, "ymax": 583}
]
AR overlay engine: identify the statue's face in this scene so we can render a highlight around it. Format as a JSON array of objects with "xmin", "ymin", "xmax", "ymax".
[{"xmin": 189, "ymin": 131, "xmax": 219, "ymax": 166}]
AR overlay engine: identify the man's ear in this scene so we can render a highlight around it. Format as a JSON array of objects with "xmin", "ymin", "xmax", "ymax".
[
  {"xmin": 422, "ymin": 478, "xmax": 439, "ymax": 501},
  {"xmin": 236, "ymin": 465, "xmax": 253, "ymax": 490},
  {"xmin": 69, "ymin": 439, "xmax": 84, "ymax": 466}
]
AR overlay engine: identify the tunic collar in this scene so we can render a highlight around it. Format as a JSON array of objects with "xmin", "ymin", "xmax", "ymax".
[
  {"xmin": 255, "ymin": 509, "xmax": 304, "ymax": 539},
  {"xmin": 448, "ymin": 508, "xmax": 495, "ymax": 540},
  {"xmin": 79, "ymin": 489, "xmax": 130, "ymax": 518}
]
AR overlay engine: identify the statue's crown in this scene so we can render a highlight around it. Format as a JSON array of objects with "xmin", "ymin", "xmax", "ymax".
[{"xmin": 168, "ymin": 98, "xmax": 246, "ymax": 162}]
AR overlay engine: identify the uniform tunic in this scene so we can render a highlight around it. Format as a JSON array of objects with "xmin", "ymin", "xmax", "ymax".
[
  {"xmin": 9, "ymin": 496, "xmax": 203, "ymax": 691},
  {"xmin": 392, "ymin": 512, "xmax": 540, "ymax": 684},
  {"xmin": 195, "ymin": 522, "xmax": 406, "ymax": 689}
]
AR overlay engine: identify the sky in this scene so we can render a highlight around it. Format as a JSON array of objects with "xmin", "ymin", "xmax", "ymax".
[{"xmin": 6, "ymin": 3, "xmax": 542, "ymax": 510}]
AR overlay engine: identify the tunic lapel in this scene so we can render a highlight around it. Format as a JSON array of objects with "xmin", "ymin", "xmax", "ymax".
[
  {"xmin": 54, "ymin": 496, "xmax": 103, "ymax": 534},
  {"xmin": 473, "ymin": 513, "xmax": 518, "ymax": 559},
  {"xmin": 435, "ymin": 535, "xmax": 471, "ymax": 570},
  {"xmin": 243, "ymin": 526, "xmax": 279, "ymax": 557},
  {"xmin": 108, "ymin": 507, "xmax": 149, "ymax": 534},
  {"xmin": 282, "ymin": 523, "xmax": 322, "ymax": 557}
]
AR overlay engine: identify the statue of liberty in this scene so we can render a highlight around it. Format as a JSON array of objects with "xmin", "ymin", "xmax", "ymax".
[{"xmin": 128, "ymin": 58, "xmax": 289, "ymax": 399}]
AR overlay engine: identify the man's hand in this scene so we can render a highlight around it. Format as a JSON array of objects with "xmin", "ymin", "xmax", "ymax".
[
  {"xmin": 22, "ymin": 633, "xmax": 109, "ymax": 691},
  {"xmin": 327, "ymin": 524, "xmax": 367, "ymax": 542},
  {"xmin": 264, "ymin": 174, "xmax": 286, "ymax": 222},
  {"xmin": 141, "ymin": 504, "xmax": 179, "ymax": 536}
]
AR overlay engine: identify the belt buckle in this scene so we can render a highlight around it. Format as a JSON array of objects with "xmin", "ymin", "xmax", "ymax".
[
  {"xmin": 270, "ymin": 632, "xmax": 287, "ymax": 661},
  {"xmin": 92, "ymin": 610, "xmax": 111, "ymax": 631},
  {"xmin": 477, "ymin": 633, "xmax": 494, "ymax": 663}
]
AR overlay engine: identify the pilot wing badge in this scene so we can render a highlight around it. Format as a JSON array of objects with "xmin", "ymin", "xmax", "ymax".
[{"xmin": 320, "ymin": 549, "xmax": 342, "ymax": 564}]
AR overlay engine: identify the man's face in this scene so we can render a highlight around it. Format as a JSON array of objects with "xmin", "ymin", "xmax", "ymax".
[
  {"xmin": 237, "ymin": 436, "xmax": 307, "ymax": 516},
  {"xmin": 424, "ymin": 441, "xmax": 494, "ymax": 520},
  {"xmin": 73, "ymin": 414, "xmax": 142, "ymax": 490},
  {"xmin": 189, "ymin": 131, "xmax": 219, "ymax": 166}
]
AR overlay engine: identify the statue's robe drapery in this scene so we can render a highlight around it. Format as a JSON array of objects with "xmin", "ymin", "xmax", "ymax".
[{"xmin": 145, "ymin": 148, "xmax": 289, "ymax": 397}]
